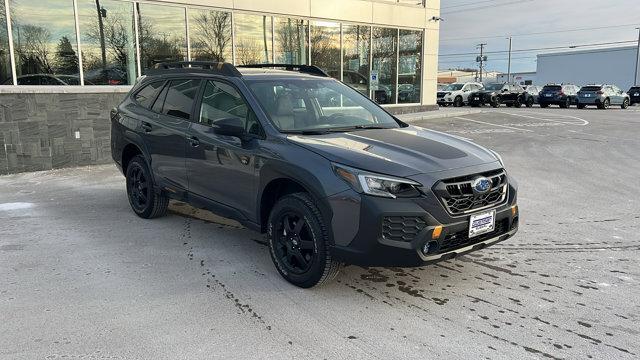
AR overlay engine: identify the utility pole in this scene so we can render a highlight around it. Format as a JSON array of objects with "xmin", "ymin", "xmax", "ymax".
[
  {"xmin": 476, "ymin": 43, "xmax": 487, "ymax": 82},
  {"xmin": 507, "ymin": 36, "xmax": 513, "ymax": 83},
  {"xmin": 635, "ymin": 27, "xmax": 640, "ymax": 86}
]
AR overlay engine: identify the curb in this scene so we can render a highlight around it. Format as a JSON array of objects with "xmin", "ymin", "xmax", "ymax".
[{"xmin": 398, "ymin": 109, "xmax": 483, "ymax": 123}]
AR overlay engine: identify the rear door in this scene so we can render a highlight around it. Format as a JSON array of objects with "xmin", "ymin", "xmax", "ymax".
[
  {"xmin": 185, "ymin": 79, "xmax": 263, "ymax": 219},
  {"xmin": 143, "ymin": 78, "xmax": 201, "ymax": 191}
]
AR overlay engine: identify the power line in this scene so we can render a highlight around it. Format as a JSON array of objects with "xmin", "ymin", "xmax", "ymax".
[
  {"xmin": 439, "ymin": 40, "xmax": 638, "ymax": 57},
  {"xmin": 442, "ymin": 0, "xmax": 533, "ymax": 14},
  {"xmin": 441, "ymin": 23, "xmax": 640, "ymax": 42},
  {"xmin": 442, "ymin": 0, "xmax": 516, "ymax": 10}
]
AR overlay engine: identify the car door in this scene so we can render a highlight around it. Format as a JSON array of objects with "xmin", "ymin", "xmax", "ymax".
[
  {"xmin": 185, "ymin": 79, "xmax": 262, "ymax": 219},
  {"xmin": 142, "ymin": 78, "xmax": 200, "ymax": 191}
]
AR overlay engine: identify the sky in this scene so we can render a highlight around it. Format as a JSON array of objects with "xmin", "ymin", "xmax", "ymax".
[{"xmin": 438, "ymin": 0, "xmax": 640, "ymax": 73}]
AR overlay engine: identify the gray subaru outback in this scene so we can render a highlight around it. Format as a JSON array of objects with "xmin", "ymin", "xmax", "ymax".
[{"xmin": 111, "ymin": 62, "xmax": 519, "ymax": 288}]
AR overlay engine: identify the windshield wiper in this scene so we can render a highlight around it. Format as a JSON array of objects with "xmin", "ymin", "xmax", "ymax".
[
  {"xmin": 282, "ymin": 130, "xmax": 331, "ymax": 135},
  {"xmin": 327, "ymin": 125, "xmax": 391, "ymax": 132}
]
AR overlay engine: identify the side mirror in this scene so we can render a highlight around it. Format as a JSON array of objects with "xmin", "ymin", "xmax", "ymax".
[{"xmin": 212, "ymin": 117, "xmax": 245, "ymax": 138}]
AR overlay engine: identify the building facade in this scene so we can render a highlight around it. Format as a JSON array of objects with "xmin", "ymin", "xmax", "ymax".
[
  {"xmin": 536, "ymin": 46, "xmax": 640, "ymax": 90},
  {"xmin": 0, "ymin": 0, "xmax": 442, "ymax": 174}
]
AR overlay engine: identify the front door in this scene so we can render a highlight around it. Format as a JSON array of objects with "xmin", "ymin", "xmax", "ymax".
[{"xmin": 186, "ymin": 79, "xmax": 263, "ymax": 220}]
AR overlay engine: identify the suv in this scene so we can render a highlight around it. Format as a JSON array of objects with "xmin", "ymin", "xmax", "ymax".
[
  {"xmin": 524, "ymin": 85, "xmax": 542, "ymax": 104},
  {"xmin": 538, "ymin": 84, "xmax": 579, "ymax": 108},
  {"xmin": 577, "ymin": 84, "xmax": 630, "ymax": 109},
  {"xmin": 468, "ymin": 83, "xmax": 526, "ymax": 108},
  {"xmin": 628, "ymin": 86, "xmax": 640, "ymax": 106},
  {"xmin": 437, "ymin": 82, "xmax": 484, "ymax": 107},
  {"xmin": 111, "ymin": 62, "xmax": 519, "ymax": 288}
]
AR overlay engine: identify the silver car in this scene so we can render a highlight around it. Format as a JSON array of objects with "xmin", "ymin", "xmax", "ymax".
[{"xmin": 577, "ymin": 84, "xmax": 630, "ymax": 109}]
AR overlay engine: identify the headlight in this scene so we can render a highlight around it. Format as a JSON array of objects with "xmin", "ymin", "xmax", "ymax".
[
  {"xmin": 445, "ymin": 92, "xmax": 452, "ymax": 96},
  {"xmin": 490, "ymin": 150, "xmax": 505, "ymax": 167},
  {"xmin": 333, "ymin": 164, "xmax": 422, "ymax": 198}
]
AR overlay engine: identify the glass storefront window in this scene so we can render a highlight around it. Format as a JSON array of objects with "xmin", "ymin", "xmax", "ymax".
[
  {"xmin": 188, "ymin": 8, "xmax": 232, "ymax": 62},
  {"xmin": 398, "ymin": 29, "xmax": 422, "ymax": 103},
  {"xmin": 234, "ymin": 13, "xmax": 273, "ymax": 65},
  {"xmin": 310, "ymin": 21, "xmax": 340, "ymax": 79},
  {"xmin": 0, "ymin": 1, "xmax": 11, "ymax": 84},
  {"xmin": 11, "ymin": 0, "xmax": 80, "ymax": 85},
  {"xmin": 137, "ymin": 3, "xmax": 187, "ymax": 74},
  {"xmin": 372, "ymin": 27, "xmax": 398, "ymax": 104},
  {"xmin": 342, "ymin": 25, "xmax": 370, "ymax": 97},
  {"xmin": 273, "ymin": 17, "xmax": 308, "ymax": 65},
  {"xmin": 77, "ymin": 0, "xmax": 136, "ymax": 85}
]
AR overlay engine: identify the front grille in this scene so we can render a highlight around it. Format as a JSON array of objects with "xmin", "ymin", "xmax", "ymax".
[
  {"xmin": 382, "ymin": 216, "xmax": 427, "ymax": 242},
  {"xmin": 433, "ymin": 169, "xmax": 508, "ymax": 215},
  {"xmin": 438, "ymin": 219, "xmax": 508, "ymax": 254}
]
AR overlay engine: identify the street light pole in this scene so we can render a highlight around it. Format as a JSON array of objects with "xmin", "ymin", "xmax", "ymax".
[
  {"xmin": 507, "ymin": 36, "xmax": 512, "ymax": 83},
  {"xmin": 635, "ymin": 27, "xmax": 640, "ymax": 86},
  {"xmin": 477, "ymin": 43, "xmax": 487, "ymax": 82}
]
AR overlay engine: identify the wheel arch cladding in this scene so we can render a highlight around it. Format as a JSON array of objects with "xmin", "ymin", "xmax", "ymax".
[
  {"xmin": 259, "ymin": 177, "xmax": 316, "ymax": 233},
  {"xmin": 122, "ymin": 143, "xmax": 143, "ymax": 172}
]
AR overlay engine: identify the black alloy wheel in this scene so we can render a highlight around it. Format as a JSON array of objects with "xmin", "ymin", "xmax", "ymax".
[
  {"xmin": 125, "ymin": 155, "xmax": 169, "ymax": 219},
  {"xmin": 274, "ymin": 211, "xmax": 315, "ymax": 275}
]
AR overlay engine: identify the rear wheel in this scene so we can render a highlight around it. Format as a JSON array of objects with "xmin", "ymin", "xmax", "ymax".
[
  {"xmin": 621, "ymin": 98, "xmax": 629, "ymax": 109},
  {"xmin": 126, "ymin": 155, "xmax": 168, "ymax": 219},
  {"xmin": 598, "ymin": 98, "xmax": 610, "ymax": 109},
  {"xmin": 526, "ymin": 97, "xmax": 534, "ymax": 107},
  {"xmin": 513, "ymin": 97, "xmax": 522, "ymax": 108},
  {"xmin": 491, "ymin": 97, "xmax": 500, "ymax": 108},
  {"xmin": 559, "ymin": 98, "xmax": 570, "ymax": 108},
  {"xmin": 577, "ymin": 103, "xmax": 586, "ymax": 109},
  {"xmin": 267, "ymin": 193, "xmax": 341, "ymax": 288}
]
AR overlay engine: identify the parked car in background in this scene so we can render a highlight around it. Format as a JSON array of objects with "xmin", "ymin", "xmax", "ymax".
[
  {"xmin": 3, "ymin": 74, "xmax": 90, "ymax": 85},
  {"xmin": 577, "ymin": 84, "xmax": 630, "ymax": 109},
  {"xmin": 468, "ymin": 83, "xmax": 526, "ymax": 108},
  {"xmin": 437, "ymin": 82, "xmax": 484, "ymax": 107},
  {"xmin": 524, "ymin": 85, "xmax": 541, "ymax": 104},
  {"xmin": 520, "ymin": 89, "xmax": 535, "ymax": 108},
  {"xmin": 538, "ymin": 84, "xmax": 579, "ymax": 108},
  {"xmin": 628, "ymin": 86, "xmax": 640, "ymax": 105}
]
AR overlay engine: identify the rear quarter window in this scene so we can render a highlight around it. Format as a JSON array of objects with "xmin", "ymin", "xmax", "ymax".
[{"xmin": 133, "ymin": 81, "xmax": 165, "ymax": 109}]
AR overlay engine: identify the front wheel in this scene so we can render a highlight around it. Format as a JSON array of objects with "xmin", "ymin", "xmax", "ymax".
[
  {"xmin": 267, "ymin": 193, "xmax": 341, "ymax": 288},
  {"xmin": 540, "ymin": 103, "xmax": 549, "ymax": 108},
  {"xmin": 621, "ymin": 98, "xmax": 629, "ymax": 109},
  {"xmin": 491, "ymin": 97, "xmax": 500, "ymax": 108},
  {"xmin": 526, "ymin": 97, "xmax": 534, "ymax": 108},
  {"xmin": 126, "ymin": 155, "xmax": 168, "ymax": 219},
  {"xmin": 454, "ymin": 96, "xmax": 464, "ymax": 107}
]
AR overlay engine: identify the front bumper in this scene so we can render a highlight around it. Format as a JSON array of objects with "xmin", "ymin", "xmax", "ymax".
[
  {"xmin": 437, "ymin": 97, "xmax": 453, "ymax": 105},
  {"xmin": 327, "ymin": 177, "xmax": 519, "ymax": 267}
]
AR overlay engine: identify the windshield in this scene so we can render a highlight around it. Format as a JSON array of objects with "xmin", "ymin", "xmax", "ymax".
[
  {"xmin": 444, "ymin": 84, "xmax": 464, "ymax": 91},
  {"xmin": 484, "ymin": 83, "xmax": 503, "ymax": 91},
  {"xmin": 246, "ymin": 78, "xmax": 401, "ymax": 133}
]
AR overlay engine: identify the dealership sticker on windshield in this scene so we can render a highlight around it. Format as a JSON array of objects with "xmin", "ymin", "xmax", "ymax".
[{"xmin": 469, "ymin": 210, "xmax": 496, "ymax": 238}]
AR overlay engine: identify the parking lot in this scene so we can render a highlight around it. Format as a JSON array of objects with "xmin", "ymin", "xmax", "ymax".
[{"xmin": 1, "ymin": 107, "xmax": 638, "ymax": 359}]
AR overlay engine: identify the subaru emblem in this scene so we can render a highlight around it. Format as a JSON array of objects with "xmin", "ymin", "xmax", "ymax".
[{"xmin": 472, "ymin": 177, "xmax": 492, "ymax": 194}]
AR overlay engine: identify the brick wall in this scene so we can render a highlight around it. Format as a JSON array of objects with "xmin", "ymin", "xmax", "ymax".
[{"xmin": 0, "ymin": 90, "xmax": 127, "ymax": 175}]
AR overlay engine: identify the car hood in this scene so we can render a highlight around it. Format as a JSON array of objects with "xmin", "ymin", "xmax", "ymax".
[{"xmin": 286, "ymin": 126, "xmax": 500, "ymax": 177}]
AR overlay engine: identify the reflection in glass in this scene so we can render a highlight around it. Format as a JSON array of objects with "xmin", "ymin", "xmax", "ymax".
[
  {"xmin": 137, "ymin": 3, "xmax": 187, "ymax": 74},
  {"xmin": 343, "ymin": 25, "xmax": 370, "ymax": 96},
  {"xmin": 0, "ymin": 1, "xmax": 11, "ymax": 84},
  {"xmin": 11, "ymin": 0, "xmax": 80, "ymax": 85},
  {"xmin": 78, "ymin": 0, "xmax": 136, "ymax": 85},
  {"xmin": 310, "ymin": 21, "xmax": 340, "ymax": 79},
  {"xmin": 189, "ymin": 8, "xmax": 232, "ymax": 62},
  {"xmin": 234, "ymin": 13, "xmax": 272, "ymax": 65},
  {"xmin": 273, "ymin": 17, "xmax": 308, "ymax": 65},
  {"xmin": 372, "ymin": 27, "xmax": 398, "ymax": 104},
  {"xmin": 398, "ymin": 29, "xmax": 422, "ymax": 103}
]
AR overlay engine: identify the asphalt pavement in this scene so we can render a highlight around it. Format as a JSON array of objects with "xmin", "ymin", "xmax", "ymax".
[{"xmin": 1, "ymin": 107, "xmax": 639, "ymax": 359}]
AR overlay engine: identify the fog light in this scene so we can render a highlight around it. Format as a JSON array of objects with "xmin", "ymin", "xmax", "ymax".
[
  {"xmin": 422, "ymin": 241, "xmax": 439, "ymax": 255},
  {"xmin": 432, "ymin": 225, "xmax": 443, "ymax": 239},
  {"xmin": 511, "ymin": 205, "xmax": 518, "ymax": 216}
]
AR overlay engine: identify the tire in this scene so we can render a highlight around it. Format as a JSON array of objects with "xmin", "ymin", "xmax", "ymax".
[
  {"xmin": 598, "ymin": 98, "xmax": 610, "ymax": 110},
  {"xmin": 621, "ymin": 98, "xmax": 629, "ymax": 109},
  {"xmin": 577, "ymin": 103, "xmax": 586, "ymax": 109},
  {"xmin": 491, "ymin": 97, "xmax": 500, "ymax": 108},
  {"xmin": 126, "ymin": 155, "xmax": 169, "ymax": 219},
  {"xmin": 454, "ymin": 96, "xmax": 464, "ymax": 107},
  {"xmin": 267, "ymin": 193, "xmax": 341, "ymax": 288},
  {"xmin": 559, "ymin": 98, "xmax": 570, "ymax": 109},
  {"xmin": 513, "ymin": 98, "xmax": 522, "ymax": 108},
  {"xmin": 526, "ymin": 97, "xmax": 534, "ymax": 108},
  {"xmin": 540, "ymin": 103, "xmax": 549, "ymax": 108}
]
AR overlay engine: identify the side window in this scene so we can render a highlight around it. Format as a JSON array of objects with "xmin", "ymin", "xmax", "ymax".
[
  {"xmin": 161, "ymin": 79, "xmax": 202, "ymax": 120},
  {"xmin": 199, "ymin": 80, "xmax": 262, "ymax": 136},
  {"xmin": 134, "ymin": 81, "xmax": 165, "ymax": 109}
]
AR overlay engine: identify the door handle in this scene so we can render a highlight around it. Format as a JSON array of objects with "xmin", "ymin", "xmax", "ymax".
[
  {"xmin": 141, "ymin": 122, "xmax": 152, "ymax": 133},
  {"xmin": 188, "ymin": 136, "xmax": 200, "ymax": 147}
]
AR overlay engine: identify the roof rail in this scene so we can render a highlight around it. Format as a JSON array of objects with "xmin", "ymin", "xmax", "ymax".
[
  {"xmin": 147, "ymin": 61, "xmax": 242, "ymax": 77},
  {"xmin": 237, "ymin": 64, "xmax": 329, "ymax": 77}
]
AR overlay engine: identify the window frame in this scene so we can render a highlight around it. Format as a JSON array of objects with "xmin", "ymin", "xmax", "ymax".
[
  {"xmin": 193, "ymin": 77, "xmax": 266, "ymax": 139},
  {"xmin": 132, "ymin": 80, "xmax": 167, "ymax": 109}
]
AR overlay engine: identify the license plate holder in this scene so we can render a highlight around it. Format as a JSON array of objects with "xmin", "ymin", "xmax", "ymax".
[{"xmin": 469, "ymin": 210, "xmax": 496, "ymax": 238}]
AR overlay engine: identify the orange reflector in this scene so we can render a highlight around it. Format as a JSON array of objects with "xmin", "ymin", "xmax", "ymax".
[
  {"xmin": 511, "ymin": 205, "xmax": 518, "ymax": 216},
  {"xmin": 432, "ymin": 225, "xmax": 443, "ymax": 239}
]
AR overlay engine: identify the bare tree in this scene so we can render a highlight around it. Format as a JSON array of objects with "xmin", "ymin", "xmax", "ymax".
[
  {"xmin": 235, "ymin": 39, "xmax": 263, "ymax": 65},
  {"xmin": 191, "ymin": 10, "xmax": 231, "ymax": 62},
  {"xmin": 14, "ymin": 24, "xmax": 54, "ymax": 74},
  {"xmin": 275, "ymin": 19, "xmax": 306, "ymax": 64},
  {"xmin": 310, "ymin": 26, "xmax": 340, "ymax": 71}
]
